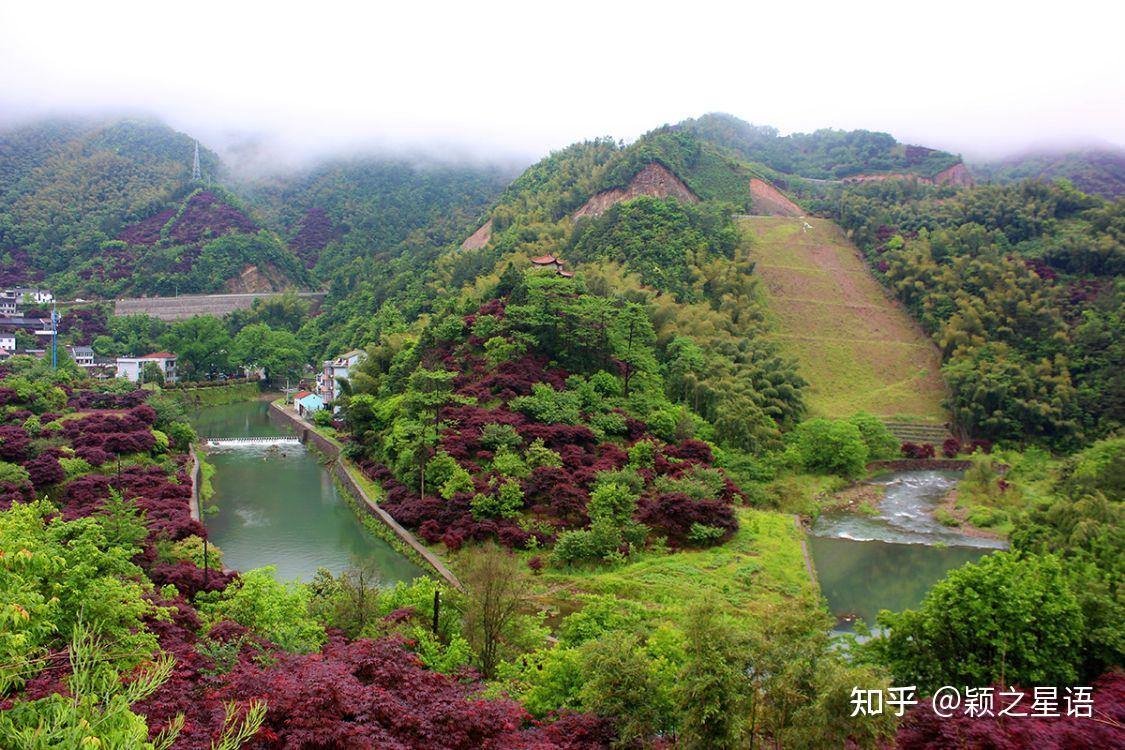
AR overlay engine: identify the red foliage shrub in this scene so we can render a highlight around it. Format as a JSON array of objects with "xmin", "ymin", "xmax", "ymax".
[
  {"xmin": 23, "ymin": 453, "xmax": 64, "ymax": 488},
  {"xmin": 969, "ymin": 439, "xmax": 993, "ymax": 454},
  {"xmin": 59, "ymin": 307, "xmax": 109, "ymax": 345},
  {"xmin": 74, "ymin": 446, "xmax": 111, "ymax": 466},
  {"xmin": 636, "ymin": 492, "xmax": 738, "ymax": 548},
  {"xmin": 117, "ymin": 207, "xmax": 176, "ymax": 245},
  {"xmin": 0, "ymin": 425, "xmax": 31, "ymax": 461},
  {"xmin": 901, "ymin": 442, "xmax": 936, "ymax": 459},
  {"xmin": 664, "ymin": 439, "xmax": 713, "ymax": 464},
  {"xmin": 149, "ymin": 560, "xmax": 235, "ymax": 598},
  {"xmin": 67, "ymin": 390, "xmax": 148, "ymax": 410},
  {"xmin": 0, "ymin": 478, "xmax": 34, "ymax": 509},
  {"xmin": 201, "ymin": 635, "xmax": 604, "ymax": 749},
  {"xmin": 942, "ymin": 437, "xmax": 963, "ymax": 459},
  {"xmin": 289, "ymin": 207, "xmax": 339, "ymax": 267},
  {"xmin": 895, "ymin": 673, "xmax": 1125, "ymax": 749}
]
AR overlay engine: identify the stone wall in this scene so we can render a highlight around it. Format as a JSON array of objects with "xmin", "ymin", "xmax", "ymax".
[{"xmin": 114, "ymin": 291, "xmax": 326, "ymax": 321}]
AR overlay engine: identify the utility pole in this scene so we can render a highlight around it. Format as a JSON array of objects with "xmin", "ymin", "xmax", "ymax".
[{"xmin": 50, "ymin": 304, "xmax": 58, "ymax": 370}]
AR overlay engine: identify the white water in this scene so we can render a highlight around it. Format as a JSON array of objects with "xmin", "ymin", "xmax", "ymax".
[{"xmin": 813, "ymin": 470, "xmax": 1006, "ymax": 550}]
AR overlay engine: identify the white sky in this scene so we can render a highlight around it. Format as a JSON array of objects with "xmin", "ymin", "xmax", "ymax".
[{"xmin": 1, "ymin": 0, "xmax": 1123, "ymax": 166}]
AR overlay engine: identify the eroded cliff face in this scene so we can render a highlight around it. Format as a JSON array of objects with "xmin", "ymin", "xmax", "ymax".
[
  {"xmin": 841, "ymin": 162, "xmax": 974, "ymax": 187},
  {"xmin": 572, "ymin": 163, "xmax": 699, "ymax": 219},
  {"xmin": 460, "ymin": 219, "xmax": 492, "ymax": 251},
  {"xmin": 223, "ymin": 263, "xmax": 290, "ymax": 293},
  {"xmin": 932, "ymin": 162, "xmax": 974, "ymax": 186},
  {"xmin": 749, "ymin": 178, "xmax": 804, "ymax": 216}
]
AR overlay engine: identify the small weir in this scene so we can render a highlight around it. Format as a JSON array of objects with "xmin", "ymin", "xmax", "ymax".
[{"xmin": 205, "ymin": 437, "xmax": 302, "ymax": 448}]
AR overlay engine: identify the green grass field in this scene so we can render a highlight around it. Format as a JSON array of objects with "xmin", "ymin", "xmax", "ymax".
[
  {"xmin": 531, "ymin": 509, "xmax": 819, "ymax": 623},
  {"xmin": 742, "ymin": 217, "xmax": 947, "ymax": 423}
]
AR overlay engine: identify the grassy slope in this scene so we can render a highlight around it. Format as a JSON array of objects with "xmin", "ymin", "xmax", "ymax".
[
  {"xmin": 742, "ymin": 216, "xmax": 947, "ymax": 422},
  {"xmin": 530, "ymin": 509, "xmax": 818, "ymax": 623}
]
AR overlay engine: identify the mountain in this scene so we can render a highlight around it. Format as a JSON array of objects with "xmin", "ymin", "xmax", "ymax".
[
  {"xmin": 972, "ymin": 147, "xmax": 1125, "ymax": 199},
  {"xmin": 678, "ymin": 112, "xmax": 968, "ymax": 183},
  {"xmin": 0, "ymin": 118, "xmax": 515, "ymax": 299}
]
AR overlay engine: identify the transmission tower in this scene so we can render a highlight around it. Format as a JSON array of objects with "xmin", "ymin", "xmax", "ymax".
[{"xmin": 192, "ymin": 140, "xmax": 202, "ymax": 182}]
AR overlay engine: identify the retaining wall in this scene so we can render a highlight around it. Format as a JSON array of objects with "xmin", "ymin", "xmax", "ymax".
[
  {"xmin": 867, "ymin": 458, "xmax": 973, "ymax": 472},
  {"xmin": 268, "ymin": 401, "xmax": 463, "ymax": 590},
  {"xmin": 187, "ymin": 445, "xmax": 202, "ymax": 522},
  {"xmin": 114, "ymin": 291, "xmax": 326, "ymax": 321}
]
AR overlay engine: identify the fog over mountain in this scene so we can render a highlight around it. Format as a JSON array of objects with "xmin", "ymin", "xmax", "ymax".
[{"xmin": 2, "ymin": 0, "xmax": 1123, "ymax": 167}]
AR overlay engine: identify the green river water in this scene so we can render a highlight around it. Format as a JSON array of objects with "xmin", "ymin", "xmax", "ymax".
[
  {"xmin": 808, "ymin": 470, "xmax": 1007, "ymax": 632},
  {"xmin": 190, "ymin": 398, "xmax": 424, "ymax": 584}
]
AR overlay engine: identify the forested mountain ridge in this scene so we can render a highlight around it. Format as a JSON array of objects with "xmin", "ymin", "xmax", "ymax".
[
  {"xmin": 0, "ymin": 117, "xmax": 514, "ymax": 300},
  {"xmin": 972, "ymin": 146, "xmax": 1125, "ymax": 199},
  {"xmin": 677, "ymin": 112, "xmax": 967, "ymax": 182}
]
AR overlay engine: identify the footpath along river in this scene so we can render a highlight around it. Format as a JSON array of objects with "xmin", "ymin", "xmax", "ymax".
[
  {"xmin": 189, "ymin": 397, "xmax": 423, "ymax": 584},
  {"xmin": 807, "ymin": 470, "xmax": 1007, "ymax": 633}
]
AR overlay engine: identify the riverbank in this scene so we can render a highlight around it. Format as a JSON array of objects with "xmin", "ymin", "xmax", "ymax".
[{"xmin": 168, "ymin": 381, "xmax": 261, "ymax": 407}]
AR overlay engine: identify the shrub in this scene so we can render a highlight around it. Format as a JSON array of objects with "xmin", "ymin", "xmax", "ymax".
[
  {"xmin": 492, "ymin": 446, "xmax": 530, "ymax": 479},
  {"xmin": 524, "ymin": 438, "xmax": 562, "ymax": 469},
  {"xmin": 470, "ymin": 479, "xmax": 524, "ymax": 520},
  {"xmin": 510, "ymin": 383, "xmax": 582, "ymax": 425},
  {"xmin": 166, "ymin": 422, "xmax": 197, "ymax": 451},
  {"xmin": 848, "ymin": 413, "xmax": 899, "ymax": 459},
  {"xmin": 636, "ymin": 493, "xmax": 737, "ymax": 547},
  {"xmin": 58, "ymin": 457, "xmax": 94, "ymax": 481},
  {"xmin": 439, "ymin": 464, "xmax": 474, "ymax": 500},
  {"xmin": 151, "ymin": 429, "xmax": 170, "ymax": 453},
  {"xmin": 480, "ymin": 422, "xmax": 523, "ymax": 451},
  {"xmin": 312, "ymin": 409, "xmax": 335, "ymax": 427},
  {"xmin": 901, "ymin": 442, "xmax": 936, "ymax": 459},
  {"xmin": 591, "ymin": 468, "xmax": 644, "ymax": 498},
  {"xmin": 941, "ymin": 437, "xmax": 962, "ymax": 458},
  {"xmin": 793, "ymin": 419, "xmax": 869, "ymax": 477},
  {"xmin": 0, "ymin": 460, "xmax": 30, "ymax": 486},
  {"xmin": 24, "ymin": 454, "xmax": 65, "ymax": 488},
  {"xmin": 627, "ymin": 440, "xmax": 656, "ymax": 469}
]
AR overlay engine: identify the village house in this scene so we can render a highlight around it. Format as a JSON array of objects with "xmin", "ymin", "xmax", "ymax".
[
  {"xmin": 0, "ymin": 290, "xmax": 17, "ymax": 317},
  {"xmin": 294, "ymin": 390, "xmax": 325, "ymax": 418},
  {"xmin": 318, "ymin": 348, "xmax": 365, "ymax": 404},
  {"xmin": 116, "ymin": 352, "xmax": 178, "ymax": 384},
  {"xmin": 0, "ymin": 333, "xmax": 14, "ymax": 352},
  {"xmin": 68, "ymin": 345, "xmax": 95, "ymax": 368},
  {"xmin": 13, "ymin": 287, "xmax": 53, "ymax": 306}
]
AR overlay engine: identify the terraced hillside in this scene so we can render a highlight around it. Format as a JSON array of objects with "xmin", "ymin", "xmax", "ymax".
[{"xmin": 742, "ymin": 216, "xmax": 947, "ymax": 422}]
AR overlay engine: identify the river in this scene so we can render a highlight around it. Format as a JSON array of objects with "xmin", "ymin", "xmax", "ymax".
[
  {"xmin": 808, "ymin": 470, "xmax": 1006, "ymax": 633},
  {"xmin": 189, "ymin": 397, "xmax": 424, "ymax": 584}
]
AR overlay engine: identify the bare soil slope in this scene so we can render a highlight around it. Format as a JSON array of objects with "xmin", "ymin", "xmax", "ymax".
[
  {"xmin": 748, "ymin": 178, "xmax": 803, "ymax": 216},
  {"xmin": 742, "ymin": 217, "xmax": 947, "ymax": 422},
  {"xmin": 573, "ymin": 163, "xmax": 698, "ymax": 219}
]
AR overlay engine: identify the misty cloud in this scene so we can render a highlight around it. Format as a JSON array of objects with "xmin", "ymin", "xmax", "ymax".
[{"xmin": 1, "ymin": 0, "xmax": 1123, "ymax": 165}]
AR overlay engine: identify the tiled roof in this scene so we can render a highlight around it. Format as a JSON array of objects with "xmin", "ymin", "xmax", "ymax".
[
  {"xmin": 294, "ymin": 390, "xmax": 312, "ymax": 399},
  {"xmin": 141, "ymin": 351, "xmax": 176, "ymax": 359}
]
